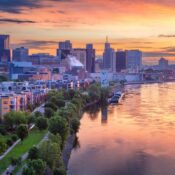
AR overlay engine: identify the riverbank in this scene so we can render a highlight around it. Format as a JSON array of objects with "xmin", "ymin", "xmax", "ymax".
[
  {"xmin": 126, "ymin": 79, "xmax": 175, "ymax": 85},
  {"xmin": 62, "ymin": 99, "xmax": 100, "ymax": 169}
]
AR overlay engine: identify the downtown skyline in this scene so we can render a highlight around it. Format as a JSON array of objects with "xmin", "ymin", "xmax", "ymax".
[{"xmin": 0, "ymin": 0, "xmax": 175, "ymax": 65}]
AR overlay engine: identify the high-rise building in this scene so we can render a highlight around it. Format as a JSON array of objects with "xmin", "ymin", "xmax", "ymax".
[
  {"xmin": 159, "ymin": 58, "xmax": 168, "ymax": 69},
  {"xmin": 86, "ymin": 44, "xmax": 95, "ymax": 73},
  {"xmin": 116, "ymin": 50, "xmax": 127, "ymax": 72},
  {"xmin": 56, "ymin": 40, "xmax": 72, "ymax": 60},
  {"xmin": 71, "ymin": 49, "xmax": 87, "ymax": 70},
  {"xmin": 0, "ymin": 35, "xmax": 11, "ymax": 62},
  {"xmin": 126, "ymin": 50, "xmax": 142, "ymax": 70},
  {"xmin": 103, "ymin": 38, "xmax": 115, "ymax": 70},
  {"xmin": 12, "ymin": 47, "xmax": 29, "ymax": 61}
]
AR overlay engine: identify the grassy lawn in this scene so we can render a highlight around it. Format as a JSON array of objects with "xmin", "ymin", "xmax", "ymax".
[
  {"xmin": 0, "ymin": 128, "xmax": 46, "ymax": 174},
  {"xmin": 0, "ymin": 134, "xmax": 11, "ymax": 142}
]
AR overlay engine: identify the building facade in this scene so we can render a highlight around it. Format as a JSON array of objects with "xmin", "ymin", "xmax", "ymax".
[
  {"xmin": 57, "ymin": 40, "xmax": 72, "ymax": 60},
  {"xmin": 116, "ymin": 50, "xmax": 127, "ymax": 72},
  {"xmin": 126, "ymin": 50, "xmax": 142, "ymax": 71},
  {"xmin": 0, "ymin": 35, "xmax": 11, "ymax": 63},
  {"xmin": 12, "ymin": 47, "xmax": 29, "ymax": 61},
  {"xmin": 86, "ymin": 44, "xmax": 95, "ymax": 73},
  {"xmin": 103, "ymin": 41, "xmax": 115, "ymax": 71}
]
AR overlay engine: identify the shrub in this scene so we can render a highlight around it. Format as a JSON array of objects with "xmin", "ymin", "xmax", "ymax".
[
  {"xmin": 36, "ymin": 117, "xmax": 48, "ymax": 130},
  {"xmin": 0, "ymin": 125, "xmax": 7, "ymax": 135},
  {"xmin": 11, "ymin": 134, "xmax": 18, "ymax": 142},
  {"xmin": 45, "ymin": 107, "xmax": 54, "ymax": 118},
  {"xmin": 16, "ymin": 124, "xmax": 28, "ymax": 141},
  {"xmin": 6, "ymin": 138, "xmax": 13, "ymax": 146},
  {"xmin": 53, "ymin": 167, "xmax": 66, "ymax": 175},
  {"xmin": 28, "ymin": 146, "xmax": 40, "ymax": 160},
  {"xmin": 0, "ymin": 140, "xmax": 7, "ymax": 155},
  {"xmin": 70, "ymin": 118, "xmax": 80, "ymax": 133},
  {"xmin": 11, "ymin": 157, "xmax": 21, "ymax": 166}
]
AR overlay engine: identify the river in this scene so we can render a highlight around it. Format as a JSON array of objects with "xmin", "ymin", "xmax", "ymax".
[{"xmin": 68, "ymin": 83, "xmax": 175, "ymax": 175}]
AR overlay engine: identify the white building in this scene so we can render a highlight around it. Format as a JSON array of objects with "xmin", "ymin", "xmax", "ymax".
[{"xmin": 71, "ymin": 49, "xmax": 87, "ymax": 70}]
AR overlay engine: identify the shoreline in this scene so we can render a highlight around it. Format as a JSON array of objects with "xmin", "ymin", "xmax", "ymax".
[{"xmin": 62, "ymin": 100, "xmax": 100, "ymax": 170}]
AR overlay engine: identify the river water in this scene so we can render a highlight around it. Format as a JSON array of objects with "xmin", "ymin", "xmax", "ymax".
[{"xmin": 68, "ymin": 83, "xmax": 175, "ymax": 175}]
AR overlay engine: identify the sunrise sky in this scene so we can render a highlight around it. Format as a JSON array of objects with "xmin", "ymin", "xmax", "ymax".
[{"xmin": 0, "ymin": 0, "xmax": 175, "ymax": 64}]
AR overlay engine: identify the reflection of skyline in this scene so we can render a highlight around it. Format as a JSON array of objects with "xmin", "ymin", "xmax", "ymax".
[
  {"xmin": 68, "ymin": 83, "xmax": 175, "ymax": 175},
  {"xmin": 101, "ymin": 106, "xmax": 108, "ymax": 124}
]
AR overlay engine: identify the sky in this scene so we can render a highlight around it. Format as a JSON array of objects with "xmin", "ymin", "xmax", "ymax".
[{"xmin": 0, "ymin": 0, "xmax": 175, "ymax": 65}]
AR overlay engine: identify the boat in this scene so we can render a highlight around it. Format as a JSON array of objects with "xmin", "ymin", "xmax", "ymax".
[{"xmin": 109, "ymin": 91, "xmax": 124, "ymax": 104}]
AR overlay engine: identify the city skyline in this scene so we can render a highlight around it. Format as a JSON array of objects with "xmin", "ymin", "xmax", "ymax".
[{"xmin": 0, "ymin": 0, "xmax": 175, "ymax": 64}]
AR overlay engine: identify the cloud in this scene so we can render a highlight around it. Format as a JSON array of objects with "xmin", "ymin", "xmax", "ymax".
[
  {"xmin": 11, "ymin": 40, "xmax": 58, "ymax": 49},
  {"xmin": 158, "ymin": 34, "xmax": 175, "ymax": 38},
  {"xmin": 0, "ymin": 0, "xmax": 40, "ymax": 13},
  {"xmin": 0, "ymin": 18, "xmax": 36, "ymax": 24},
  {"xmin": 161, "ymin": 47, "xmax": 175, "ymax": 52},
  {"xmin": 143, "ymin": 51, "xmax": 175, "ymax": 57},
  {"xmin": 0, "ymin": 0, "xmax": 76, "ymax": 13}
]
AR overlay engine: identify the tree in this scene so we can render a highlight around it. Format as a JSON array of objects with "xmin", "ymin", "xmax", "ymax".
[
  {"xmin": 36, "ymin": 117, "xmax": 48, "ymax": 130},
  {"xmin": 29, "ymin": 159, "xmax": 46, "ymax": 175},
  {"xmin": 4, "ymin": 111, "xmax": 28, "ymax": 130},
  {"xmin": 22, "ymin": 167, "xmax": 35, "ymax": 175},
  {"xmin": 28, "ymin": 146, "xmax": 40, "ymax": 160},
  {"xmin": 45, "ymin": 107, "xmax": 54, "ymax": 118},
  {"xmin": 56, "ymin": 99, "xmax": 65, "ymax": 108},
  {"xmin": 48, "ymin": 133, "xmax": 62, "ymax": 147},
  {"xmin": 88, "ymin": 84, "xmax": 101, "ymax": 101},
  {"xmin": 39, "ymin": 141, "xmax": 61, "ymax": 170},
  {"xmin": 53, "ymin": 167, "xmax": 66, "ymax": 175},
  {"xmin": 49, "ymin": 116, "xmax": 69, "ymax": 141},
  {"xmin": 27, "ymin": 114, "xmax": 36, "ymax": 125},
  {"xmin": 34, "ymin": 111, "xmax": 43, "ymax": 118},
  {"xmin": 0, "ymin": 140, "xmax": 7, "ymax": 155},
  {"xmin": 100, "ymin": 87, "xmax": 110, "ymax": 104},
  {"xmin": 22, "ymin": 159, "xmax": 46, "ymax": 175},
  {"xmin": 17, "ymin": 124, "xmax": 28, "ymax": 141},
  {"xmin": 45, "ymin": 102, "xmax": 57, "ymax": 111},
  {"xmin": 70, "ymin": 118, "xmax": 80, "ymax": 133}
]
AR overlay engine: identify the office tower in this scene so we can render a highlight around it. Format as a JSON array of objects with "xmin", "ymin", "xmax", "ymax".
[
  {"xmin": 116, "ymin": 50, "xmax": 127, "ymax": 72},
  {"xmin": 12, "ymin": 47, "xmax": 29, "ymax": 61},
  {"xmin": 86, "ymin": 44, "xmax": 95, "ymax": 73},
  {"xmin": 56, "ymin": 40, "xmax": 72, "ymax": 60},
  {"xmin": 71, "ymin": 49, "xmax": 87, "ymax": 70},
  {"xmin": 159, "ymin": 58, "xmax": 168, "ymax": 70},
  {"xmin": 103, "ymin": 38, "xmax": 114, "ymax": 70},
  {"xmin": 126, "ymin": 50, "xmax": 142, "ymax": 70},
  {"xmin": 0, "ymin": 35, "xmax": 11, "ymax": 62}
]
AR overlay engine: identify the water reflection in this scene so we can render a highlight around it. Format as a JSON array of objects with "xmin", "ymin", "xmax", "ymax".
[
  {"xmin": 101, "ymin": 106, "xmax": 108, "ymax": 124},
  {"xmin": 68, "ymin": 83, "xmax": 175, "ymax": 175}
]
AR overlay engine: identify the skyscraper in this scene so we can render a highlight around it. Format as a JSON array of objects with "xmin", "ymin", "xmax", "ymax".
[
  {"xmin": 86, "ymin": 44, "xmax": 95, "ymax": 73},
  {"xmin": 0, "ymin": 35, "xmax": 11, "ymax": 62},
  {"xmin": 56, "ymin": 40, "xmax": 72, "ymax": 60},
  {"xmin": 12, "ymin": 47, "xmax": 29, "ymax": 61},
  {"xmin": 103, "ymin": 38, "xmax": 115, "ymax": 70},
  {"xmin": 126, "ymin": 50, "xmax": 142, "ymax": 70},
  {"xmin": 159, "ymin": 57, "xmax": 168, "ymax": 70},
  {"xmin": 116, "ymin": 50, "xmax": 127, "ymax": 72}
]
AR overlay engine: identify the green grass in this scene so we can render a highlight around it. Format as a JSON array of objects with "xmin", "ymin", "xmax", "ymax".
[
  {"xmin": 0, "ymin": 128, "xmax": 46, "ymax": 174},
  {"xmin": 0, "ymin": 134, "xmax": 11, "ymax": 142}
]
